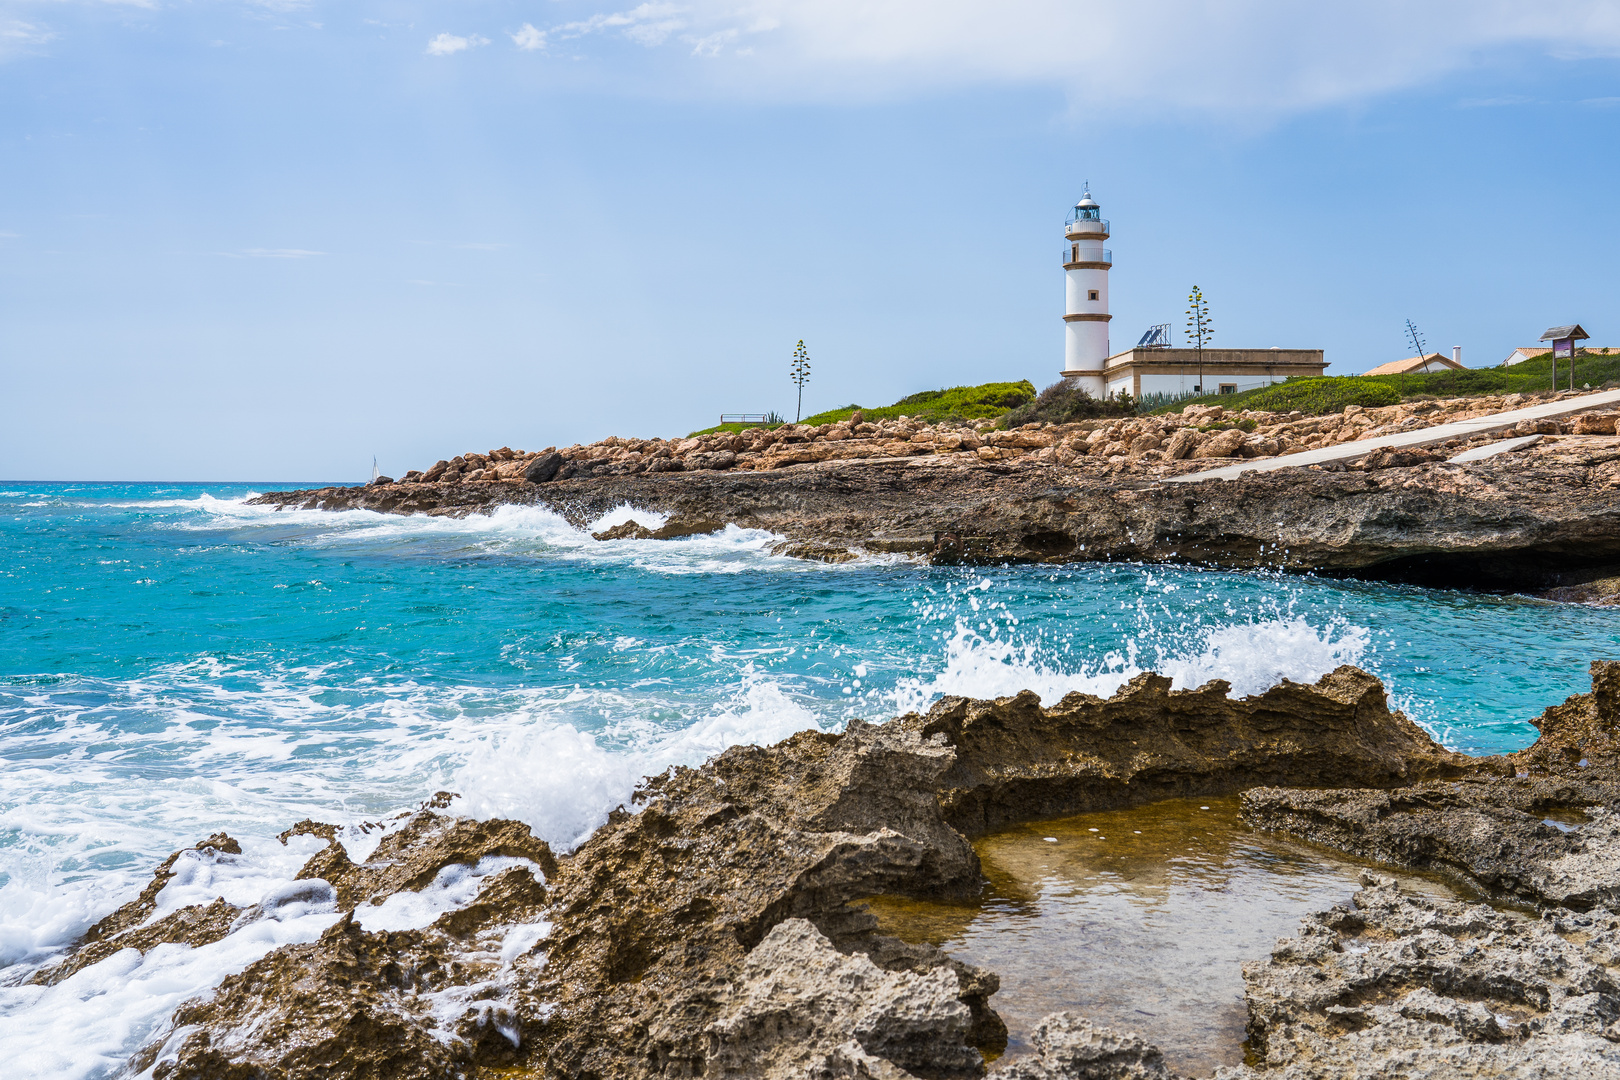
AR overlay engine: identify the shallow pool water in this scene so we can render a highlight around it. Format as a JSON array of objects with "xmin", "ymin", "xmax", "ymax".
[{"xmin": 864, "ymin": 797, "xmax": 1463, "ymax": 1076}]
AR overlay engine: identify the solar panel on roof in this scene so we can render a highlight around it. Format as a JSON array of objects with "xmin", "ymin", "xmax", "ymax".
[{"xmin": 1136, "ymin": 324, "xmax": 1171, "ymax": 348}]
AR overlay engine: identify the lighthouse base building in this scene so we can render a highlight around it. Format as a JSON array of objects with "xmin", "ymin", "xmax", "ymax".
[
  {"xmin": 1058, "ymin": 189, "xmax": 1325, "ymax": 397},
  {"xmin": 1079, "ymin": 347, "xmax": 1327, "ymax": 399}
]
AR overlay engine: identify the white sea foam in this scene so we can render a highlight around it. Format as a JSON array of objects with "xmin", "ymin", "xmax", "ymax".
[
  {"xmin": 351, "ymin": 855, "xmax": 542, "ymax": 933},
  {"xmin": 587, "ymin": 502, "xmax": 669, "ymax": 533},
  {"xmin": 889, "ymin": 616, "xmax": 1367, "ymax": 715},
  {"xmin": 0, "ymin": 836, "xmax": 345, "ymax": 1080},
  {"xmin": 454, "ymin": 676, "xmax": 826, "ymax": 850}
]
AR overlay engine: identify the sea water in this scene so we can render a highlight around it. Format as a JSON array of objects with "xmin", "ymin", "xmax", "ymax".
[{"xmin": 2, "ymin": 481, "xmax": 1618, "ymax": 1077}]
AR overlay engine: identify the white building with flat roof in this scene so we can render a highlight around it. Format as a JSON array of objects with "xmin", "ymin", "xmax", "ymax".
[{"xmin": 1058, "ymin": 189, "xmax": 1324, "ymax": 398}]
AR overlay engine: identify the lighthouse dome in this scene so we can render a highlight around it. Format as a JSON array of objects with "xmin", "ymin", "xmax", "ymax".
[{"xmin": 1067, "ymin": 187, "xmax": 1103, "ymax": 225}]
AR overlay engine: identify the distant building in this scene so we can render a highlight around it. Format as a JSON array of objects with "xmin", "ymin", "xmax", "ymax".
[
  {"xmin": 1057, "ymin": 189, "xmax": 1326, "ymax": 397},
  {"xmin": 1362, "ymin": 352, "xmax": 1466, "ymax": 377},
  {"xmin": 1501, "ymin": 345, "xmax": 1618, "ymax": 367}
]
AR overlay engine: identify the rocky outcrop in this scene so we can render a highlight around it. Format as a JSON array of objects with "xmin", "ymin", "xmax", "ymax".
[
  {"xmin": 1241, "ymin": 661, "xmax": 1620, "ymax": 910},
  {"xmin": 250, "ymin": 421, "xmax": 1620, "ymax": 593},
  {"xmin": 992, "ymin": 1015, "xmax": 1181, "ymax": 1080},
  {"xmin": 902, "ymin": 667, "xmax": 1466, "ymax": 837},
  {"xmin": 71, "ymin": 806, "xmax": 559, "ymax": 1080},
  {"xmin": 706, "ymin": 918, "xmax": 980, "ymax": 1079},
  {"xmin": 71, "ymin": 663, "xmax": 1620, "ymax": 1079},
  {"xmin": 1227, "ymin": 663, "xmax": 1620, "ymax": 1078},
  {"xmin": 339, "ymin": 392, "xmax": 1620, "ymax": 490},
  {"xmin": 1225, "ymin": 876, "xmax": 1620, "ymax": 1080}
]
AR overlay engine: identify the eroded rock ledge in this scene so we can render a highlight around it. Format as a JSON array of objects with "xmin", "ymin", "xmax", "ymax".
[
  {"xmin": 250, "ymin": 433, "xmax": 1620, "ymax": 593},
  {"xmin": 54, "ymin": 664, "xmax": 1620, "ymax": 1079}
]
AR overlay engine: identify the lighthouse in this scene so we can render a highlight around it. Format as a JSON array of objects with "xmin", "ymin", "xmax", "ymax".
[{"xmin": 1060, "ymin": 188, "xmax": 1112, "ymax": 396}]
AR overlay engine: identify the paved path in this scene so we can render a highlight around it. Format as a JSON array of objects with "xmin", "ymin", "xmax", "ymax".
[{"xmin": 1162, "ymin": 388, "xmax": 1620, "ymax": 484}]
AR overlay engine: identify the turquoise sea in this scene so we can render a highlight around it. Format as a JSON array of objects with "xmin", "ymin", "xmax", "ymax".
[{"xmin": 2, "ymin": 480, "xmax": 1619, "ymax": 1076}]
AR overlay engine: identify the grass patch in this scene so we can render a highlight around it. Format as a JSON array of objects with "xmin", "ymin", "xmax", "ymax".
[
  {"xmin": 693, "ymin": 381, "xmax": 1036, "ymax": 434},
  {"xmin": 1153, "ymin": 352, "xmax": 1620, "ymax": 417},
  {"xmin": 1152, "ymin": 377, "xmax": 1398, "ymax": 416},
  {"xmin": 801, "ymin": 381, "xmax": 1036, "ymax": 426}
]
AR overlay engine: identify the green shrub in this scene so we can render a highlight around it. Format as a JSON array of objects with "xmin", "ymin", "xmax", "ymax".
[
  {"xmin": 1002, "ymin": 378, "xmax": 1134, "ymax": 427},
  {"xmin": 797, "ymin": 380, "xmax": 1037, "ymax": 426},
  {"xmin": 1239, "ymin": 377, "xmax": 1401, "ymax": 416}
]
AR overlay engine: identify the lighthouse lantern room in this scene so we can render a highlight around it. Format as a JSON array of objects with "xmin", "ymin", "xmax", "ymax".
[{"xmin": 1060, "ymin": 187, "xmax": 1112, "ymax": 397}]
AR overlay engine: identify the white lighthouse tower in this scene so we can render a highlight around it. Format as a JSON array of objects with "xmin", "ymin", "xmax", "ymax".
[{"xmin": 1060, "ymin": 187, "xmax": 1112, "ymax": 396}]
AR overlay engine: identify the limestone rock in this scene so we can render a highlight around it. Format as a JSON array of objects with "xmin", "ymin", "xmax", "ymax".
[
  {"xmin": 905, "ymin": 667, "xmax": 1468, "ymax": 837},
  {"xmin": 1227, "ymin": 877, "xmax": 1620, "ymax": 1080},
  {"xmin": 989, "ymin": 1014, "xmax": 1179, "ymax": 1079},
  {"xmin": 1573, "ymin": 412, "xmax": 1618, "ymax": 435},
  {"xmin": 593, "ymin": 520, "xmax": 656, "ymax": 540},
  {"xmin": 1163, "ymin": 429, "xmax": 1200, "ymax": 460},
  {"xmin": 1190, "ymin": 429, "xmax": 1247, "ymax": 459},
  {"xmin": 687, "ymin": 450, "xmax": 739, "ymax": 471},
  {"xmin": 707, "ymin": 919, "xmax": 981, "ymax": 1079}
]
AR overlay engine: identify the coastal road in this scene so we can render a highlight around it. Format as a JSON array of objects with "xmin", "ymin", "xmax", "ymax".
[{"xmin": 1165, "ymin": 388, "xmax": 1620, "ymax": 484}]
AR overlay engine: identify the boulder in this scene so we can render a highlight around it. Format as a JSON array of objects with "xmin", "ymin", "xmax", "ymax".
[
  {"xmin": 1162, "ymin": 429, "xmax": 1200, "ymax": 460},
  {"xmin": 686, "ymin": 450, "xmax": 738, "ymax": 471},
  {"xmin": 1573, "ymin": 411, "xmax": 1618, "ymax": 435},
  {"xmin": 593, "ymin": 521, "xmax": 656, "ymax": 541},
  {"xmin": 523, "ymin": 453, "xmax": 564, "ymax": 484},
  {"xmin": 1190, "ymin": 428, "xmax": 1246, "ymax": 458}
]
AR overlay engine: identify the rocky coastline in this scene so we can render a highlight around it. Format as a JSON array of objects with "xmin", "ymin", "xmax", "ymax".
[
  {"xmin": 44, "ymin": 661, "xmax": 1620, "ymax": 1078},
  {"xmin": 250, "ymin": 391, "xmax": 1620, "ymax": 595}
]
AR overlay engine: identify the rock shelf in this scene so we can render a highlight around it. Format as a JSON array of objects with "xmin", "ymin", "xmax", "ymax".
[
  {"xmin": 253, "ymin": 400, "xmax": 1620, "ymax": 593},
  {"xmin": 52, "ymin": 662, "xmax": 1620, "ymax": 1078}
]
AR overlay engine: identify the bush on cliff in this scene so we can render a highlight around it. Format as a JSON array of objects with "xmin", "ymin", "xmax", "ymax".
[
  {"xmin": 1240, "ymin": 377, "xmax": 1401, "ymax": 415},
  {"xmin": 695, "ymin": 381, "xmax": 1037, "ymax": 433},
  {"xmin": 1159, "ymin": 377, "xmax": 1400, "ymax": 417},
  {"xmin": 1001, "ymin": 378, "xmax": 1134, "ymax": 427},
  {"xmin": 801, "ymin": 380, "xmax": 1037, "ymax": 425}
]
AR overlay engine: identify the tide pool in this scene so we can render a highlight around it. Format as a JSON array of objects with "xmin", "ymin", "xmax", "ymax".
[{"xmin": 1, "ymin": 480, "xmax": 1617, "ymax": 1077}]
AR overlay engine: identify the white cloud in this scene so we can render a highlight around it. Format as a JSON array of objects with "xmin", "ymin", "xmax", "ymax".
[
  {"xmin": 0, "ymin": 18, "xmax": 56, "ymax": 62},
  {"xmin": 535, "ymin": 0, "xmax": 1620, "ymax": 115},
  {"xmin": 553, "ymin": 3, "xmax": 687, "ymax": 47},
  {"xmin": 235, "ymin": 248, "xmax": 325, "ymax": 258},
  {"xmin": 512, "ymin": 23, "xmax": 546, "ymax": 51},
  {"xmin": 426, "ymin": 32, "xmax": 490, "ymax": 57}
]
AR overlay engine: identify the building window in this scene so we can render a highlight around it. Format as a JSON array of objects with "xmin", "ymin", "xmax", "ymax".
[
  {"xmin": 1088, "ymin": 290, "xmax": 1099, "ymax": 301},
  {"xmin": 1218, "ymin": 383, "xmax": 1237, "ymax": 395}
]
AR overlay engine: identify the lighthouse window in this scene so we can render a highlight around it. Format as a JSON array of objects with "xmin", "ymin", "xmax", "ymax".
[{"xmin": 1088, "ymin": 290, "xmax": 1099, "ymax": 301}]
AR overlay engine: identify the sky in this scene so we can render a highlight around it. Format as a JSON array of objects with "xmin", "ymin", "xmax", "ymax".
[{"xmin": 2, "ymin": 1, "xmax": 1619, "ymax": 481}]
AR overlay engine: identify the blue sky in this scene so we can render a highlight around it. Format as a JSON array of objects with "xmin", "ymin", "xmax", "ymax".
[{"xmin": 2, "ymin": 1, "xmax": 1618, "ymax": 480}]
